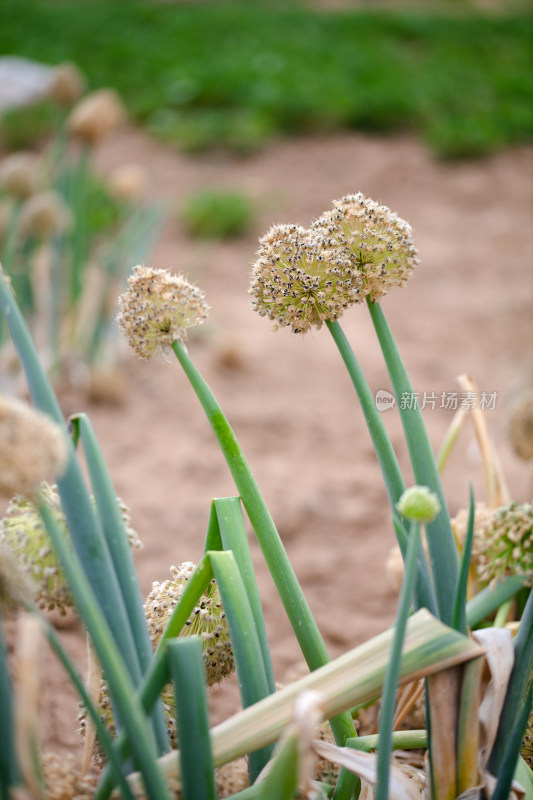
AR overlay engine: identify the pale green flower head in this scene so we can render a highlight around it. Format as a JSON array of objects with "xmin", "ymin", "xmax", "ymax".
[
  {"xmin": 0, "ymin": 483, "xmax": 141, "ymax": 614},
  {"xmin": 0, "ymin": 484, "xmax": 73, "ymax": 613},
  {"xmin": 397, "ymin": 486, "xmax": 441, "ymax": 524},
  {"xmin": 475, "ymin": 500, "xmax": 533, "ymax": 588}
]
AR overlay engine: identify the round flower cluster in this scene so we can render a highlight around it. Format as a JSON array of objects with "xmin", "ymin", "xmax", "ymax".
[
  {"xmin": 250, "ymin": 193, "xmax": 418, "ymax": 333},
  {"xmin": 117, "ymin": 265, "xmax": 210, "ymax": 359},
  {"xmin": 0, "ymin": 152, "xmax": 41, "ymax": 200},
  {"xmin": 41, "ymin": 752, "xmax": 97, "ymax": 800},
  {"xmin": 145, "ymin": 561, "xmax": 234, "ymax": 684},
  {"xmin": 312, "ymin": 193, "xmax": 419, "ymax": 302},
  {"xmin": 0, "ymin": 484, "xmax": 141, "ymax": 614},
  {"xmin": 80, "ymin": 562, "xmax": 233, "ymax": 763},
  {"xmin": 0, "ymin": 394, "xmax": 67, "ymax": 499},
  {"xmin": 249, "ymin": 224, "xmax": 361, "ymax": 333},
  {"xmin": 453, "ymin": 500, "xmax": 533, "ymax": 588},
  {"xmin": 475, "ymin": 501, "xmax": 533, "ymax": 587},
  {"xmin": 47, "ymin": 62, "xmax": 87, "ymax": 108},
  {"xmin": 67, "ymin": 88, "xmax": 125, "ymax": 146},
  {"xmin": 18, "ymin": 190, "xmax": 72, "ymax": 240}
]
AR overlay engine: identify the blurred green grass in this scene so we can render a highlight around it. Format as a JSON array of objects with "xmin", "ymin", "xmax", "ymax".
[{"xmin": 0, "ymin": 0, "xmax": 531, "ymax": 158}]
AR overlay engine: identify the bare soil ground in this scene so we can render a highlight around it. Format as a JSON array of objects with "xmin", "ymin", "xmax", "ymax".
[{"xmin": 8, "ymin": 127, "xmax": 533, "ymax": 767}]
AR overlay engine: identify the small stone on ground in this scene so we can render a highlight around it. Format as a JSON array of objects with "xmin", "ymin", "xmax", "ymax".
[{"xmin": 0, "ymin": 56, "xmax": 53, "ymax": 113}]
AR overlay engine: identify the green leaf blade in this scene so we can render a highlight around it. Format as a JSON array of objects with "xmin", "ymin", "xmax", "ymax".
[{"xmin": 168, "ymin": 637, "xmax": 217, "ymax": 800}]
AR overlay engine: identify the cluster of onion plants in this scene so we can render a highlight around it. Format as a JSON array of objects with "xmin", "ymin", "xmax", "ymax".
[
  {"xmin": 0, "ymin": 190, "xmax": 531, "ymax": 800},
  {"xmin": 0, "ymin": 63, "xmax": 164, "ymax": 393}
]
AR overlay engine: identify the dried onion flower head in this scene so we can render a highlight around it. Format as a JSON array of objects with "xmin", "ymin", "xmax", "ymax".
[
  {"xmin": 474, "ymin": 500, "xmax": 533, "ymax": 587},
  {"xmin": 0, "ymin": 395, "xmax": 67, "ymax": 498},
  {"xmin": 508, "ymin": 388, "xmax": 533, "ymax": 461},
  {"xmin": 0, "ymin": 484, "xmax": 141, "ymax": 614},
  {"xmin": 41, "ymin": 751, "xmax": 98, "ymax": 800},
  {"xmin": 18, "ymin": 190, "xmax": 72, "ymax": 240},
  {"xmin": 48, "ymin": 61, "xmax": 87, "ymax": 107},
  {"xmin": 312, "ymin": 193, "xmax": 419, "ymax": 301},
  {"xmin": 117, "ymin": 265, "xmax": 210, "ymax": 359},
  {"xmin": 79, "ymin": 670, "xmax": 177, "ymax": 767},
  {"xmin": 68, "ymin": 88, "xmax": 125, "ymax": 145},
  {"xmin": 397, "ymin": 485, "xmax": 441, "ymax": 524},
  {"xmin": 107, "ymin": 163, "xmax": 146, "ymax": 202},
  {"xmin": 0, "ymin": 152, "xmax": 40, "ymax": 200},
  {"xmin": 145, "ymin": 561, "xmax": 234, "ymax": 685},
  {"xmin": 81, "ymin": 561, "xmax": 233, "ymax": 762},
  {"xmin": 452, "ymin": 502, "xmax": 494, "ymax": 549},
  {"xmin": 249, "ymin": 224, "xmax": 361, "ymax": 333}
]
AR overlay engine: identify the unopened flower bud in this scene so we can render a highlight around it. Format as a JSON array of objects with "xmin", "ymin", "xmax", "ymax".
[{"xmin": 397, "ymin": 486, "xmax": 441, "ymax": 524}]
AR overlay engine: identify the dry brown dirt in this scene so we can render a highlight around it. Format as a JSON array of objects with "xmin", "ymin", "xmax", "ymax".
[{"xmin": 7, "ymin": 126, "xmax": 533, "ymax": 766}]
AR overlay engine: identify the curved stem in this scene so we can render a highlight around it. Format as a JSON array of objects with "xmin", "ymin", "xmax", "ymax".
[
  {"xmin": 326, "ymin": 319, "xmax": 437, "ymax": 616},
  {"xmin": 171, "ymin": 342, "xmax": 357, "ymax": 778},
  {"xmin": 366, "ymin": 299, "xmax": 459, "ymax": 626}
]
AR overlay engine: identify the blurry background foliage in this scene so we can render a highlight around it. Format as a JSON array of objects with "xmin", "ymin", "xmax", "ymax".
[
  {"xmin": 181, "ymin": 189, "xmax": 254, "ymax": 240},
  {"xmin": 0, "ymin": 0, "xmax": 532, "ymax": 159}
]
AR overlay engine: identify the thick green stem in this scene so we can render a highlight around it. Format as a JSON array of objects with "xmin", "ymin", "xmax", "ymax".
[
  {"xmin": 171, "ymin": 342, "xmax": 357, "ymax": 777},
  {"xmin": 366, "ymin": 299, "xmax": 459, "ymax": 625},
  {"xmin": 326, "ymin": 320, "xmax": 404, "ymax": 506},
  {"xmin": 347, "ymin": 730, "xmax": 428, "ymax": 753},
  {"xmin": 326, "ymin": 319, "xmax": 437, "ymax": 617},
  {"xmin": 375, "ymin": 523, "xmax": 421, "ymax": 800},
  {"xmin": 451, "ymin": 486, "xmax": 475, "ymax": 635}
]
